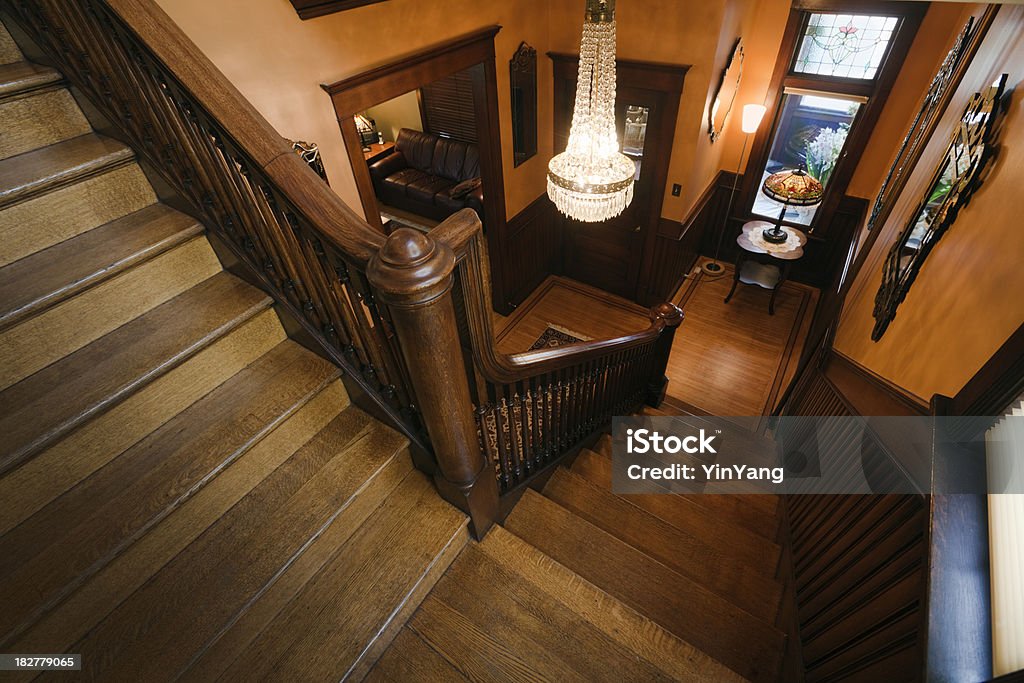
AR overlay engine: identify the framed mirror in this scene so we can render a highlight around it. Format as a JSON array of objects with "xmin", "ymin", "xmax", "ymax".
[
  {"xmin": 510, "ymin": 42, "xmax": 537, "ymax": 167},
  {"xmin": 872, "ymin": 74, "xmax": 1007, "ymax": 340},
  {"xmin": 708, "ymin": 38, "xmax": 743, "ymax": 143}
]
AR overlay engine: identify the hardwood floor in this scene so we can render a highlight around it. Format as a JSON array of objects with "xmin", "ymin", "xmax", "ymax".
[{"xmin": 494, "ymin": 265, "xmax": 817, "ymax": 416}]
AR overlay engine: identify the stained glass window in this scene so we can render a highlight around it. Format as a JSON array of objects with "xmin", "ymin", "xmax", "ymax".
[{"xmin": 794, "ymin": 13, "xmax": 899, "ymax": 80}]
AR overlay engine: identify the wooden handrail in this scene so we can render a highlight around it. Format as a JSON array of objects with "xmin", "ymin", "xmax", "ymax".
[
  {"xmin": 105, "ymin": 0, "xmax": 385, "ymax": 266},
  {"xmin": 8, "ymin": 0, "xmax": 683, "ymax": 537},
  {"xmin": 429, "ymin": 210, "xmax": 681, "ymax": 385}
]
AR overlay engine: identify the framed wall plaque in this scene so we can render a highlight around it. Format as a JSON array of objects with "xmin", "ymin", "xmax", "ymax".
[{"xmin": 708, "ymin": 38, "xmax": 744, "ymax": 143}]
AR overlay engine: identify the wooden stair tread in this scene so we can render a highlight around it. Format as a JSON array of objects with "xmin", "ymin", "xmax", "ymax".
[
  {"xmin": 0, "ymin": 272, "xmax": 270, "ymax": 472},
  {"xmin": 0, "ymin": 340, "xmax": 339, "ymax": 646},
  {"xmin": 504, "ymin": 490, "xmax": 785, "ymax": 682},
  {"xmin": 481, "ymin": 526, "xmax": 746, "ymax": 681},
  {"xmin": 0, "ymin": 134, "xmax": 133, "ymax": 208},
  {"xmin": 0, "ymin": 61, "xmax": 61, "ymax": 99},
  {"xmin": 573, "ymin": 448, "xmax": 783, "ymax": 555},
  {"xmin": 595, "ymin": 433, "xmax": 780, "ymax": 516},
  {"xmin": 544, "ymin": 467, "xmax": 783, "ymax": 621},
  {"xmin": 7, "ymin": 377, "xmax": 346, "ymax": 659},
  {"xmin": 213, "ymin": 471, "xmax": 468, "ymax": 682},
  {"xmin": 366, "ymin": 627, "xmax": 468, "ymax": 683},
  {"xmin": 0, "ymin": 204, "xmax": 203, "ymax": 330},
  {"xmin": 66, "ymin": 406, "xmax": 414, "ymax": 680},
  {"xmin": 408, "ymin": 542, "xmax": 713, "ymax": 682}
]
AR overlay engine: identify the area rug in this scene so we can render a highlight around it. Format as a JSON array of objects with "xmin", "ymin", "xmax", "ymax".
[{"xmin": 528, "ymin": 323, "xmax": 591, "ymax": 351}]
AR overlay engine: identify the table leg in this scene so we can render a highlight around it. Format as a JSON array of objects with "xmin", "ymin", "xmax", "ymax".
[
  {"xmin": 769, "ymin": 262, "xmax": 792, "ymax": 316},
  {"xmin": 724, "ymin": 255, "xmax": 743, "ymax": 304}
]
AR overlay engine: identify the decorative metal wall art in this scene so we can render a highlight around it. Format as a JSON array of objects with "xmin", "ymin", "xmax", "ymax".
[
  {"xmin": 708, "ymin": 38, "xmax": 744, "ymax": 143},
  {"xmin": 867, "ymin": 17, "xmax": 977, "ymax": 233},
  {"xmin": 510, "ymin": 42, "xmax": 537, "ymax": 167},
  {"xmin": 871, "ymin": 73, "xmax": 1007, "ymax": 341},
  {"xmin": 291, "ymin": 140, "xmax": 329, "ymax": 184}
]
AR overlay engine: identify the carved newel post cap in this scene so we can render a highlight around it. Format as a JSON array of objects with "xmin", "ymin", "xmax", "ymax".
[
  {"xmin": 650, "ymin": 302, "xmax": 684, "ymax": 327},
  {"xmin": 366, "ymin": 228, "xmax": 456, "ymax": 305}
]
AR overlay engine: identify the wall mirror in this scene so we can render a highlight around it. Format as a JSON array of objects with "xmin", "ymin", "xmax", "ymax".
[
  {"xmin": 867, "ymin": 16, "xmax": 979, "ymax": 233},
  {"xmin": 872, "ymin": 73, "xmax": 1007, "ymax": 340},
  {"xmin": 708, "ymin": 37, "xmax": 743, "ymax": 143},
  {"xmin": 510, "ymin": 42, "xmax": 537, "ymax": 166}
]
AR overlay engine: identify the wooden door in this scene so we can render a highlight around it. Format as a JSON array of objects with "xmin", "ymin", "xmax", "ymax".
[{"xmin": 551, "ymin": 54, "xmax": 686, "ymax": 303}]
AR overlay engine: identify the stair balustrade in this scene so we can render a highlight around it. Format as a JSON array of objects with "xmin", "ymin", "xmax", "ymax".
[{"xmin": 4, "ymin": 0, "xmax": 682, "ymax": 536}]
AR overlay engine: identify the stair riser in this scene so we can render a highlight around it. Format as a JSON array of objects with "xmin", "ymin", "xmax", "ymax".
[
  {"xmin": 0, "ymin": 308, "xmax": 286, "ymax": 537},
  {"xmin": 0, "ymin": 23, "xmax": 19, "ymax": 64},
  {"xmin": 0, "ymin": 164, "xmax": 155, "ymax": 267},
  {"xmin": 0, "ymin": 89, "xmax": 90, "ymax": 160},
  {"xmin": 0, "ymin": 236, "xmax": 221, "ymax": 391}
]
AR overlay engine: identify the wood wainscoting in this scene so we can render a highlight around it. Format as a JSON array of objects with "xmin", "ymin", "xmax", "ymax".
[
  {"xmin": 503, "ymin": 193, "xmax": 559, "ymax": 309},
  {"xmin": 779, "ymin": 347, "xmax": 931, "ymax": 682}
]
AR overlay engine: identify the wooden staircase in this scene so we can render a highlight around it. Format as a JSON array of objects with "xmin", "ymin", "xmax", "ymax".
[
  {"xmin": 372, "ymin": 433, "xmax": 791, "ymax": 682},
  {"xmin": 0, "ymin": 27, "xmax": 468, "ymax": 681},
  {"xmin": 1, "ymin": 20, "xmax": 791, "ymax": 681}
]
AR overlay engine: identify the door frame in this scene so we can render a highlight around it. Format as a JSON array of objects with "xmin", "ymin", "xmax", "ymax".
[
  {"xmin": 549, "ymin": 53, "xmax": 687, "ymax": 304},
  {"xmin": 323, "ymin": 26, "xmax": 510, "ymax": 307}
]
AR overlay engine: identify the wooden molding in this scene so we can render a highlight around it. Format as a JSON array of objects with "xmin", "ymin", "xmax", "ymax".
[{"xmin": 289, "ymin": 0, "xmax": 388, "ymax": 21}]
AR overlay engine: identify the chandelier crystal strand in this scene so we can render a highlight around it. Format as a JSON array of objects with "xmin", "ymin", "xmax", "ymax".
[{"xmin": 547, "ymin": 0, "xmax": 635, "ymax": 222}]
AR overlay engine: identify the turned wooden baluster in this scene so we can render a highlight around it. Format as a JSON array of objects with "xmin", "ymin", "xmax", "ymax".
[
  {"xmin": 646, "ymin": 303, "xmax": 684, "ymax": 407},
  {"xmin": 368, "ymin": 228, "xmax": 499, "ymax": 537}
]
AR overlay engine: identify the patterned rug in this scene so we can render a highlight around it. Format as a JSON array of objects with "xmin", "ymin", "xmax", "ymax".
[{"xmin": 528, "ymin": 324, "xmax": 590, "ymax": 351}]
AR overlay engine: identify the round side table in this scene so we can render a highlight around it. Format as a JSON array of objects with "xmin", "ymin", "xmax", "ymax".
[{"xmin": 724, "ymin": 220, "xmax": 807, "ymax": 315}]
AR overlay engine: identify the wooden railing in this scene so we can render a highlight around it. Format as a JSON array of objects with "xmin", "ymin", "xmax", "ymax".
[{"xmin": 4, "ymin": 0, "xmax": 682, "ymax": 536}]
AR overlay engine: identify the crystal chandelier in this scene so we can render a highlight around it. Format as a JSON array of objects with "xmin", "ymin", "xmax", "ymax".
[{"xmin": 547, "ymin": 0, "xmax": 634, "ymax": 223}]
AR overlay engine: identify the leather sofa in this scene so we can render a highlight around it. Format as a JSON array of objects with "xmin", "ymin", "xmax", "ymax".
[{"xmin": 368, "ymin": 128, "xmax": 484, "ymax": 222}]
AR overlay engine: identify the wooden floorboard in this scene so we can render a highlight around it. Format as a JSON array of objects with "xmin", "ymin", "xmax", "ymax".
[{"xmin": 495, "ymin": 270, "xmax": 816, "ymax": 416}]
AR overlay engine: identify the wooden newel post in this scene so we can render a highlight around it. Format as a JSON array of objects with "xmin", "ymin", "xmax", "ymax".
[
  {"xmin": 646, "ymin": 302, "xmax": 684, "ymax": 407},
  {"xmin": 367, "ymin": 228, "xmax": 498, "ymax": 538}
]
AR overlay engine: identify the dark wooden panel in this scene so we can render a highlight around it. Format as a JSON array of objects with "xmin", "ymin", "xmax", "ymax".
[
  {"xmin": 640, "ymin": 170, "xmax": 729, "ymax": 305},
  {"xmin": 503, "ymin": 194, "xmax": 560, "ymax": 308},
  {"xmin": 780, "ymin": 350, "xmax": 929, "ymax": 683},
  {"xmin": 289, "ymin": 0, "xmax": 388, "ymax": 21}
]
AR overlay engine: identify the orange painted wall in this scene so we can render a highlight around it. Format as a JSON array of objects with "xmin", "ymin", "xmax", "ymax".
[
  {"xmin": 154, "ymin": 0, "xmax": 971, "ymax": 230},
  {"xmin": 548, "ymin": 0, "xmax": 778, "ymax": 221},
  {"xmin": 847, "ymin": 2, "xmax": 979, "ymax": 200},
  {"xmin": 834, "ymin": 5, "xmax": 1024, "ymax": 402},
  {"xmin": 153, "ymin": 0, "xmax": 554, "ymax": 221}
]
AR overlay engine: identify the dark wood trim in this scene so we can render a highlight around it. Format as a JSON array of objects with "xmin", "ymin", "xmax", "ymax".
[
  {"xmin": 948, "ymin": 320, "xmax": 1024, "ymax": 419},
  {"xmin": 323, "ymin": 26, "xmax": 512, "ymax": 311},
  {"xmin": 827, "ymin": 351, "xmax": 929, "ymax": 417},
  {"xmin": 738, "ymin": 0, "xmax": 926, "ymax": 237},
  {"xmin": 323, "ymin": 26, "xmax": 501, "ymax": 111},
  {"xmin": 288, "ymin": 0, "xmax": 388, "ymax": 20}
]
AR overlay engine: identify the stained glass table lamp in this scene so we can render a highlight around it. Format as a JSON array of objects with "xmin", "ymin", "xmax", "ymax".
[{"xmin": 760, "ymin": 168, "xmax": 823, "ymax": 243}]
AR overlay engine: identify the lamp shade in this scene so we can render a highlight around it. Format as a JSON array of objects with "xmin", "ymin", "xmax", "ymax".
[
  {"xmin": 762, "ymin": 168, "xmax": 823, "ymax": 206},
  {"xmin": 741, "ymin": 104, "xmax": 767, "ymax": 134}
]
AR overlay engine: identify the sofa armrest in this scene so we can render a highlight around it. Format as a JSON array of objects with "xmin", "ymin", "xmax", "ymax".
[
  {"xmin": 368, "ymin": 151, "xmax": 408, "ymax": 182},
  {"xmin": 465, "ymin": 185, "xmax": 485, "ymax": 218}
]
